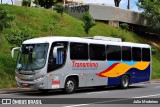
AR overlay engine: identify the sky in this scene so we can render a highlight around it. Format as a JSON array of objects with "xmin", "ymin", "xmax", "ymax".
[{"xmin": 1, "ymin": 0, "xmax": 140, "ymax": 12}]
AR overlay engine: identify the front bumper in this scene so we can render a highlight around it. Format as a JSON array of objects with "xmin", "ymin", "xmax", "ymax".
[{"xmin": 16, "ymin": 78, "xmax": 46, "ymax": 89}]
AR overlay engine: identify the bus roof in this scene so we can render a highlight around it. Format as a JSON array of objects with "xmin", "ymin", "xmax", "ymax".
[{"xmin": 23, "ymin": 36, "xmax": 151, "ymax": 48}]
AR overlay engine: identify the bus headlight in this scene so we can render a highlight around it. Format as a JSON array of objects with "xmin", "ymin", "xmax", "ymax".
[{"xmin": 34, "ymin": 75, "xmax": 45, "ymax": 82}]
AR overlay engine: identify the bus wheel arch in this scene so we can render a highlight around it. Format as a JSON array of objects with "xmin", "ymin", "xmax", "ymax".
[
  {"xmin": 120, "ymin": 74, "xmax": 130, "ymax": 89},
  {"xmin": 64, "ymin": 75, "xmax": 79, "ymax": 94}
]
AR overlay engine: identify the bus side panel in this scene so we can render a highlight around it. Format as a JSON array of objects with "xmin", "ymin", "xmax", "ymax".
[
  {"xmin": 108, "ymin": 77, "xmax": 121, "ymax": 86},
  {"xmin": 129, "ymin": 65, "xmax": 150, "ymax": 84},
  {"xmin": 92, "ymin": 61, "xmax": 109, "ymax": 86},
  {"xmin": 47, "ymin": 73, "xmax": 64, "ymax": 89},
  {"xmin": 98, "ymin": 61, "xmax": 151, "ymax": 86},
  {"xmin": 107, "ymin": 64, "xmax": 150, "ymax": 86}
]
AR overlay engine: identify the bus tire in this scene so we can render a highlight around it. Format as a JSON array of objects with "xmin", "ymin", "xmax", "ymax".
[
  {"xmin": 64, "ymin": 78, "xmax": 76, "ymax": 94},
  {"xmin": 120, "ymin": 75, "xmax": 129, "ymax": 89}
]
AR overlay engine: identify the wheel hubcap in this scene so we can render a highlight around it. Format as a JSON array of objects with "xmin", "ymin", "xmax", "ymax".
[
  {"xmin": 66, "ymin": 80, "xmax": 74, "ymax": 91},
  {"xmin": 123, "ymin": 77, "xmax": 128, "ymax": 87}
]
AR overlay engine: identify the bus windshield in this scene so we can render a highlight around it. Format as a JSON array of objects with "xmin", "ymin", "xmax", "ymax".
[{"xmin": 17, "ymin": 43, "xmax": 49, "ymax": 71}]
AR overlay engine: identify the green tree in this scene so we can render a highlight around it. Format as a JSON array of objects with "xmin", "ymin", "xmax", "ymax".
[
  {"xmin": 33, "ymin": 0, "xmax": 39, "ymax": 5},
  {"xmin": 137, "ymin": 0, "xmax": 160, "ymax": 30},
  {"xmin": 82, "ymin": 11, "xmax": 95, "ymax": 34},
  {"xmin": 54, "ymin": 3, "xmax": 64, "ymax": 16},
  {"xmin": 5, "ymin": 27, "xmax": 36, "ymax": 46},
  {"xmin": 0, "ymin": 7, "xmax": 14, "ymax": 33},
  {"xmin": 120, "ymin": 23, "xmax": 129, "ymax": 30},
  {"xmin": 34, "ymin": 0, "xmax": 62, "ymax": 8},
  {"xmin": 22, "ymin": 0, "xmax": 31, "ymax": 7}
]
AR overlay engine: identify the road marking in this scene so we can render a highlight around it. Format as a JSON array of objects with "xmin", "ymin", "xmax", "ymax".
[
  {"xmin": 63, "ymin": 104, "xmax": 90, "ymax": 107},
  {"xmin": 151, "ymin": 83, "xmax": 160, "ymax": 84},
  {"xmin": 133, "ymin": 94, "xmax": 160, "ymax": 98},
  {"xmin": 0, "ymin": 93, "xmax": 19, "ymax": 96},
  {"xmin": 131, "ymin": 84, "xmax": 148, "ymax": 86},
  {"xmin": 0, "ymin": 94, "xmax": 12, "ymax": 95},
  {"xmin": 155, "ymin": 86, "xmax": 160, "ymax": 88},
  {"xmin": 86, "ymin": 91, "xmax": 110, "ymax": 94},
  {"xmin": 131, "ymin": 82, "xmax": 160, "ymax": 86},
  {"xmin": 63, "ymin": 98, "xmax": 127, "ymax": 107}
]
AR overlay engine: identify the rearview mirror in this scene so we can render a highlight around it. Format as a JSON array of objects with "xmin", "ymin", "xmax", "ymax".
[
  {"xmin": 53, "ymin": 46, "xmax": 64, "ymax": 58},
  {"xmin": 11, "ymin": 47, "xmax": 21, "ymax": 58}
]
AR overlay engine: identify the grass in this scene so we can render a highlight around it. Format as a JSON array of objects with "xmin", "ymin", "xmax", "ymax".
[
  {"xmin": 0, "ymin": 4, "xmax": 160, "ymax": 88},
  {"xmin": 152, "ymin": 55, "xmax": 160, "ymax": 79},
  {"xmin": 0, "ymin": 37, "xmax": 16, "ymax": 88}
]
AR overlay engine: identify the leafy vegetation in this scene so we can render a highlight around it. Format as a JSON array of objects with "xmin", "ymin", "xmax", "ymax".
[
  {"xmin": 5, "ymin": 27, "xmax": 36, "ymax": 46},
  {"xmin": 152, "ymin": 46, "xmax": 159, "ymax": 55},
  {"xmin": 54, "ymin": 3, "xmax": 64, "ymax": 16},
  {"xmin": 120, "ymin": 23, "xmax": 129, "ymax": 30},
  {"xmin": 137, "ymin": 0, "xmax": 160, "ymax": 31},
  {"xmin": 152, "ymin": 55, "xmax": 160, "ymax": 79},
  {"xmin": 0, "ymin": 4, "xmax": 159, "ymax": 88},
  {"xmin": 0, "ymin": 7, "xmax": 14, "ymax": 33},
  {"xmin": 33, "ymin": 0, "xmax": 62, "ymax": 8},
  {"xmin": 82, "ymin": 11, "xmax": 95, "ymax": 34},
  {"xmin": 22, "ymin": 0, "xmax": 31, "ymax": 7}
]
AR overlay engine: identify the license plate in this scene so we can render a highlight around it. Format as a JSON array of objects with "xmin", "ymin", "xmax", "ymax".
[{"xmin": 22, "ymin": 83, "xmax": 29, "ymax": 86}]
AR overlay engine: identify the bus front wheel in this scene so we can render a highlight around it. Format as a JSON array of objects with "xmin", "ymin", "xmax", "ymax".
[
  {"xmin": 120, "ymin": 75, "xmax": 129, "ymax": 89},
  {"xmin": 64, "ymin": 78, "xmax": 76, "ymax": 94}
]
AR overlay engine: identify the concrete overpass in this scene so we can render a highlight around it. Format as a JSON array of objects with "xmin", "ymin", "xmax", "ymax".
[{"xmin": 65, "ymin": 4, "xmax": 147, "ymax": 27}]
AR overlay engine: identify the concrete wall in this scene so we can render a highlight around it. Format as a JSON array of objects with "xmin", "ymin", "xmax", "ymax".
[
  {"xmin": 64, "ymin": 5, "xmax": 89, "ymax": 19},
  {"xmin": 65, "ymin": 4, "xmax": 147, "ymax": 26},
  {"xmin": 14, "ymin": 0, "xmax": 22, "ymax": 6},
  {"xmin": 89, "ymin": 4, "xmax": 147, "ymax": 26}
]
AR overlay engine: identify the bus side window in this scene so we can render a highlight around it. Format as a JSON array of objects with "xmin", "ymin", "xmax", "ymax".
[
  {"xmin": 106, "ymin": 45, "xmax": 121, "ymax": 61},
  {"xmin": 89, "ymin": 44, "xmax": 106, "ymax": 60},
  {"xmin": 142, "ymin": 48, "xmax": 151, "ymax": 61},
  {"xmin": 132, "ymin": 47, "xmax": 141, "ymax": 61},
  {"xmin": 122, "ymin": 46, "xmax": 131, "ymax": 61},
  {"xmin": 70, "ymin": 42, "xmax": 88, "ymax": 60}
]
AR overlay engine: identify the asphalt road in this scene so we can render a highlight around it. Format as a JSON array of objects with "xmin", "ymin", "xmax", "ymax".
[{"xmin": 0, "ymin": 81, "xmax": 160, "ymax": 107}]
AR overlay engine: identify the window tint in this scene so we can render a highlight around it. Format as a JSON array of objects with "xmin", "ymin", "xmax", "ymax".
[
  {"xmin": 142, "ymin": 48, "xmax": 150, "ymax": 61},
  {"xmin": 132, "ymin": 47, "xmax": 141, "ymax": 61},
  {"xmin": 122, "ymin": 46, "xmax": 131, "ymax": 61},
  {"xmin": 70, "ymin": 42, "xmax": 88, "ymax": 60},
  {"xmin": 89, "ymin": 44, "xmax": 106, "ymax": 60},
  {"xmin": 106, "ymin": 45, "xmax": 121, "ymax": 60}
]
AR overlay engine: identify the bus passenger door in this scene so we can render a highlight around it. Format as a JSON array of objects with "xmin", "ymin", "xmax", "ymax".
[{"xmin": 47, "ymin": 42, "xmax": 68, "ymax": 89}]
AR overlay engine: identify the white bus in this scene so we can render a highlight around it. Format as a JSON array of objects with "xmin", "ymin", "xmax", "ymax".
[{"xmin": 11, "ymin": 36, "xmax": 151, "ymax": 94}]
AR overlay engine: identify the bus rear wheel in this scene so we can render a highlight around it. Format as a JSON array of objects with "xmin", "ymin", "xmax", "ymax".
[
  {"xmin": 120, "ymin": 75, "xmax": 129, "ymax": 89},
  {"xmin": 64, "ymin": 78, "xmax": 76, "ymax": 94}
]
